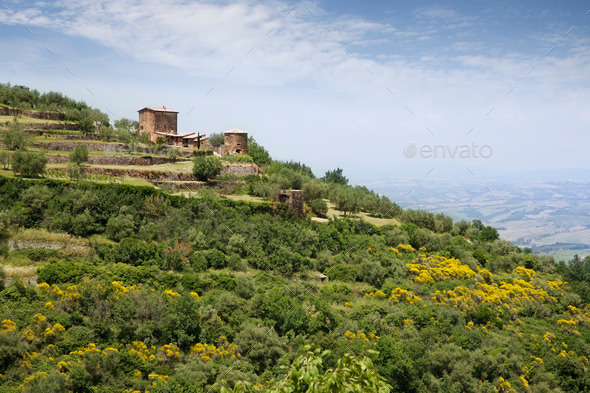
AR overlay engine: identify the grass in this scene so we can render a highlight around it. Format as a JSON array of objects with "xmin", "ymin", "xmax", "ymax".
[
  {"xmin": 325, "ymin": 201, "xmax": 400, "ymax": 226},
  {"xmin": 0, "ymin": 115, "xmax": 66, "ymax": 125},
  {"xmin": 223, "ymin": 194, "xmax": 267, "ymax": 203},
  {"xmin": 11, "ymin": 228, "xmax": 87, "ymax": 244}
]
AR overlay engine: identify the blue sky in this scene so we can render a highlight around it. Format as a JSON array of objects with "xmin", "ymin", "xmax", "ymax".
[{"xmin": 1, "ymin": 0, "xmax": 589, "ymax": 185}]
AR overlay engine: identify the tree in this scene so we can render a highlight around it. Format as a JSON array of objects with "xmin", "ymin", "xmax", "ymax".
[
  {"xmin": 114, "ymin": 118, "xmax": 139, "ymax": 133},
  {"xmin": 11, "ymin": 150, "xmax": 47, "ymax": 177},
  {"xmin": 69, "ymin": 145, "xmax": 89, "ymax": 165},
  {"xmin": 310, "ymin": 198, "xmax": 328, "ymax": 217},
  {"xmin": 193, "ymin": 156, "xmax": 222, "ymax": 180},
  {"xmin": 105, "ymin": 213, "xmax": 136, "ymax": 241},
  {"xmin": 1, "ymin": 119, "xmax": 32, "ymax": 150},
  {"xmin": 247, "ymin": 137, "xmax": 272, "ymax": 166},
  {"xmin": 222, "ymin": 346, "xmax": 391, "ymax": 393},
  {"xmin": 0, "ymin": 151, "xmax": 9, "ymax": 169},
  {"xmin": 322, "ymin": 168, "xmax": 348, "ymax": 185},
  {"xmin": 78, "ymin": 118, "xmax": 95, "ymax": 135},
  {"xmin": 209, "ymin": 132, "xmax": 225, "ymax": 147}
]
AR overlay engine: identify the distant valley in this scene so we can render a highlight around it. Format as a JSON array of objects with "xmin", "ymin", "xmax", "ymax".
[{"xmin": 373, "ymin": 178, "xmax": 590, "ymax": 262}]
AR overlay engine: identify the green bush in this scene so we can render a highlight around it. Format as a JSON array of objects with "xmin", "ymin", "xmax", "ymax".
[
  {"xmin": 69, "ymin": 145, "xmax": 89, "ymax": 165},
  {"xmin": 310, "ymin": 198, "xmax": 328, "ymax": 217},
  {"xmin": 1, "ymin": 120, "xmax": 32, "ymax": 150},
  {"xmin": 206, "ymin": 249, "xmax": 227, "ymax": 269},
  {"xmin": 222, "ymin": 154, "xmax": 253, "ymax": 163},
  {"xmin": 193, "ymin": 156, "xmax": 222, "ymax": 180},
  {"xmin": 37, "ymin": 259, "xmax": 97, "ymax": 284},
  {"xmin": 11, "ymin": 150, "xmax": 47, "ymax": 177},
  {"xmin": 208, "ymin": 132, "xmax": 224, "ymax": 147}
]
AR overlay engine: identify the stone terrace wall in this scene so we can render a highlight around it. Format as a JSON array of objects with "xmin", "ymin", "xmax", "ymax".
[
  {"xmin": 25, "ymin": 123, "xmax": 79, "ymax": 131},
  {"xmin": 46, "ymin": 154, "xmax": 188, "ymax": 166},
  {"xmin": 220, "ymin": 164, "xmax": 259, "ymax": 176}
]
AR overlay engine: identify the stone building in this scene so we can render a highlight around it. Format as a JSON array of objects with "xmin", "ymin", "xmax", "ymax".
[
  {"xmin": 223, "ymin": 129, "xmax": 248, "ymax": 155},
  {"xmin": 138, "ymin": 106, "xmax": 179, "ymax": 143},
  {"xmin": 277, "ymin": 190, "xmax": 305, "ymax": 217}
]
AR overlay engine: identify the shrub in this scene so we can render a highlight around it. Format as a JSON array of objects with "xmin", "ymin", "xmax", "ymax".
[
  {"xmin": 11, "ymin": 150, "xmax": 47, "ymax": 177},
  {"xmin": 206, "ymin": 249, "xmax": 227, "ymax": 269},
  {"xmin": 1, "ymin": 120, "xmax": 32, "ymax": 150},
  {"xmin": 311, "ymin": 198, "xmax": 328, "ymax": 217},
  {"xmin": 0, "ymin": 151, "xmax": 9, "ymax": 169},
  {"xmin": 105, "ymin": 213, "xmax": 136, "ymax": 241},
  {"xmin": 0, "ymin": 264, "xmax": 5, "ymax": 291},
  {"xmin": 209, "ymin": 133, "xmax": 225, "ymax": 147},
  {"xmin": 193, "ymin": 156, "xmax": 222, "ymax": 180},
  {"xmin": 69, "ymin": 145, "xmax": 89, "ymax": 165},
  {"xmin": 37, "ymin": 260, "xmax": 97, "ymax": 284},
  {"xmin": 222, "ymin": 154, "xmax": 253, "ymax": 163}
]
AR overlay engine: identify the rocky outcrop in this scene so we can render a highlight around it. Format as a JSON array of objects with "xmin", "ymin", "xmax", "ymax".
[{"xmin": 7, "ymin": 239, "xmax": 90, "ymax": 256}]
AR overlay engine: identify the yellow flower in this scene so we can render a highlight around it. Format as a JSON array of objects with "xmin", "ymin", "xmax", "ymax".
[{"xmin": 45, "ymin": 302, "xmax": 55, "ymax": 311}]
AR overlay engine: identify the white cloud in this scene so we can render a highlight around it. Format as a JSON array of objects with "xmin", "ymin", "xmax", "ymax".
[{"xmin": 1, "ymin": 0, "xmax": 590, "ymax": 173}]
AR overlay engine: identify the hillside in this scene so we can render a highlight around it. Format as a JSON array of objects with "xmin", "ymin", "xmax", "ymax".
[{"xmin": 0, "ymin": 87, "xmax": 589, "ymax": 393}]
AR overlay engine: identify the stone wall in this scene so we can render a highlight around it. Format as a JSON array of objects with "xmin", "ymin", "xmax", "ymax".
[
  {"xmin": 277, "ymin": 189, "xmax": 305, "ymax": 216},
  {"xmin": 7, "ymin": 239, "xmax": 90, "ymax": 256},
  {"xmin": 46, "ymin": 154, "xmax": 189, "ymax": 166},
  {"xmin": 25, "ymin": 123, "xmax": 80, "ymax": 131},
  {"xmin": 220, "ymin": 164, "xmax": 259, "ymax": 176}
]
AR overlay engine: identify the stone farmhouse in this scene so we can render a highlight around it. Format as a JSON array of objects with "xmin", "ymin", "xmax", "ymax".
[{"xmin": 138, "ymin": 106, "xmax": 248, "ymax": 154}]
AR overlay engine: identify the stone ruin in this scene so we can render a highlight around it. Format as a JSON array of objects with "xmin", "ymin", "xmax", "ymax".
[{"xmin": 277, "ymin": 189, "xmax": 305, "ymax": 217}]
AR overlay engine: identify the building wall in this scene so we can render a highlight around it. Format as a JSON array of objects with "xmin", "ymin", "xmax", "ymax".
[
  {"xmin": 139, "ymin": 110, "xmax": 178, "ymax": 142},
  {"xmin": 224, "ymin": 133, "xmax": 248, "ymax": 154}
]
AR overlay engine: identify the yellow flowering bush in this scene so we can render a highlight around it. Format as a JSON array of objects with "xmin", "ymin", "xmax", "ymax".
[
  {"xmin": 164, "ymin": 289, "xmax": 181, "ymax": 299},
  {"xmin": 0, "ymin": 319, "xmax": 17, "ymax": 334},
  {"xmin": 388, "ymin": 288, "xmax": 421, "ymax": 304},
  {"xmin": 407, "ymin": 254, "xmax": 476, "ymax": 284},
  {"xmin": 397, "ymin": 244, "xmax": 416, "ymax": 253},
  {"xmin": 190, "ymin": 336, "xmax": 239, "ymax": 362},
  {"xmin": 343, "ymin": 330, "xmax": 379, "ymax": 342},
  {"xmin": 389, "ymin": 247, "xmax": 402, "ymax": 258},
  {"xmin": 514, "ymin": 266, "xmax": 536, "ymax": 280},
  {"xmin": 364, "ymin": 290, "xmax": 387, "ymax": 299},
  {"xmin": 431, "ymin": 279, "xmax": 557, "ymax": 313}
]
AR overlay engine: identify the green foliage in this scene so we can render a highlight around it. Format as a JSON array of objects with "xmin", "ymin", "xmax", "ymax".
[
  {"xmin": 322, "ymin": 167, "xmax": 348, "ymax": 185},
  {"xmin": 0, "ymin": 264, "xmax": 5, "ymax": 291},
  {"xmin": 0, "ymin": 83, "xmax": 109, "ymax": 122},
  {"xmin": 222, "ymin": 346, "xmax": 391, "ymax": 393},
  {"xmin": 37, "ymin": 259, "xmax": 97, "ymax": 284},
  {"xmin": 0, "ymin": 176, "xmax": 588, "ymax": 393},
  {"xmin": 78, "ymin": 118, "xmax": 95, "ymax": 135},
  {"xmin": 193, "ymin": 156, "xmax": 222, "ymax": 180},
  {"xmin": 247, "ymin": 137, "xmax": 272, "ymax": 166},
  {"xmin": 1, "ymin": 119, "xmax": 33, "ymax": 150},
  {"xmin": 105, "ymin": 211, "xmax": 136, "ymax": 241},
  {"xmin": 69, "ymin": 145, "xmax": 89, "ymax": 165},
  {"xmin": 11, "ymin": 150, "xmax": 47, "ymax": 177},
  {"xmin": 209, "ymin": 132, "xmax": 225, "ymax": 147},
  {"xmin": 114, "ymin": 118, "xmax": 139, "ymax": 133},
  {"xmin": 222, "ymin": 154, "xmax": 253, "ymax": 163},
  {"xmin": 310, "ymin": 198, "xmax": 328, "ymax": 217},
  {"xmin": 0, "ymin": 151, "xmax": 9, "ymax": 169}
]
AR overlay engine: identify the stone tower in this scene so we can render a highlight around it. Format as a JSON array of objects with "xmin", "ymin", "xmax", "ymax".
[
  {"xmin": 138, "ymin": 106, "xmax": 178, "ymax": 142},
  {"xmin": 223, "ymin": 129, "xmax": 248, "ymax": 155}
]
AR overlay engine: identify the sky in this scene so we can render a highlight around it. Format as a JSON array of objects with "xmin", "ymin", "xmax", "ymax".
[{"xmin": 1, "ymin": 0, "xmax": 589, "ymax": 186}]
